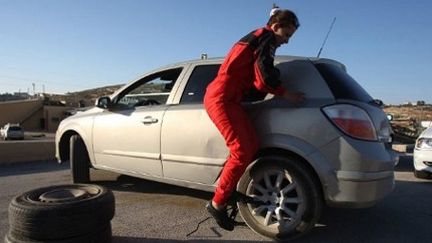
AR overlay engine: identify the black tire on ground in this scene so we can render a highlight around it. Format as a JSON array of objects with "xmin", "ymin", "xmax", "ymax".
[
  {"xmin": 8, "ymin": 184, "xmax": 115, "ymax": 240},
  {"xmin": 237, "ymin": 156, "xmax": 323, "ymax": 241},
  {"xmin": 70, "ymin": 135, "xmax": 90, "ymax": 183},
  {"xmin": 414, "ymin": 169, "xmax": 431, "ymax": 179},
  {"xmin": 5, "ymin": 223, "xmax": 112, "ymax": 243}
]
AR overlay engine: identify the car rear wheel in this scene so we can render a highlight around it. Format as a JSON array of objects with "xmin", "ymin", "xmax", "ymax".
[
  {"xmin": 237, "ymin": 156, "xmax": 323, "ymax": 241},
  {"xmin": 70, "ymin": 135, "xmax": 90, "ymax": 183}
]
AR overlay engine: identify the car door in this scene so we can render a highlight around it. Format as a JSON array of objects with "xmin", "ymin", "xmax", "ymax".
[
  {"xmin": 92, "ymin": 67, "xmax": 184, "ymax": 178},
  {"xmin": 161, "ymin": 64, "xmax": 229, "ymax": 185}
]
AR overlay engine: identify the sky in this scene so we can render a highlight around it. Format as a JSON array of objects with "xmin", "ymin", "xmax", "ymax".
[{"xmin": 0, "ymin": 0, "xmax": 431, "ymax": 105}]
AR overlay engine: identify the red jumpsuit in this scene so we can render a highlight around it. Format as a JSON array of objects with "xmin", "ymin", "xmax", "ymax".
[{"xmin": 204, "ymin": 26, "xmax": 286, "ymax": 206}]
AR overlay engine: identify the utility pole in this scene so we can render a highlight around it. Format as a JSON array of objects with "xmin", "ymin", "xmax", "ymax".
[{"xmin": 32, "ymin": 83, "xmax": 36, "ymax": 98}]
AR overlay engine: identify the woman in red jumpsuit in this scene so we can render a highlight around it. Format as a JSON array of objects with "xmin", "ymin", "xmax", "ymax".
[{"xmin": 204, "ymin": 7, "xmax": 304, "ymax": 230}]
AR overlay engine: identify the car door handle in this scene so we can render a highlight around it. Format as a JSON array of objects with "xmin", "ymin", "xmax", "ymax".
[{"xmin": 142, "ymin": 116, "xmax": 158, "ymax": 124}]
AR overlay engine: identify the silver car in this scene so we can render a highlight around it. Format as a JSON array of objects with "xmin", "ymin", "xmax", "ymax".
[{"xmin": 55, "ymin": 56, "xmax": 397, "ymax": 240}]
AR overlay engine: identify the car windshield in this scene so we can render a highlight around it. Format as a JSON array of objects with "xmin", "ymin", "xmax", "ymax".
[
  {"xmin": 315, "ymin": 63, "xmax": 373, "ymax": 102},
  {"xmin": 9, "ymin": 126, "xmax": 22, "ymax": 131}
]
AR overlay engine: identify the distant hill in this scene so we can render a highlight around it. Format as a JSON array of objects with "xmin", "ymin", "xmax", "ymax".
[
  {"xmin": 47, "ymin": 84, "xmax": 124, "ymax": 107},
  {"xmin": 66, "ymin": 84, "xmax": 124, "ymax": 100}
]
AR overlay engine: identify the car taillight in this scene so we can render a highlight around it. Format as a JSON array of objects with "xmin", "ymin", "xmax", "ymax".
[
  {"xmin": 323, "ymin": 104, "xmax": 377, "ymax": 141},
  {"xmin": 377, "ymin": 120, "xmax": 393, "ymax": 143}
]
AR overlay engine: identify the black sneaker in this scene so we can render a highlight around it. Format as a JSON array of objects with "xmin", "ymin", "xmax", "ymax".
[{"xmin": 205, "ymin": 201, "xmax": 234, "ymax": 231}]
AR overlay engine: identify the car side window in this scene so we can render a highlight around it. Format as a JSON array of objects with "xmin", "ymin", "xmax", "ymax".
[
  {"xmin": 181, "ymin": 65, "xmax": 220, "ymax": 104},
  {"xmin": 117, "ymin": 68, "xmax": 182, "ymax": 108},
  {"xmin": 180, "ymin": 64, "xmax": 267, "ymax": 104}
]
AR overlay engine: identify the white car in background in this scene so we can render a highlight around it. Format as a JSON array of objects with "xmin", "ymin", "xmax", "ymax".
[
  {"xmin": 0, "ymin": 123, "xmax": 24, "ymax": 140},
  {"xmin": 414, "ymin": 126, "xmax": 432, "ymax": 179}
]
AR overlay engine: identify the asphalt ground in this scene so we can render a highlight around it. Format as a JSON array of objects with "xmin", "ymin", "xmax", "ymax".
[{"xmin": 0, "ymin": 154, "xmax": 431, "ymax": 242}]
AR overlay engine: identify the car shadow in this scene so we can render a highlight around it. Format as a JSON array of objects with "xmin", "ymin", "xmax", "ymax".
[
  {"xmin": 111, "ymin": 237, "xmax": 267, "ymax": 243},
  {"xmin": 298, "ymin": 179, "xmax": 432, "ymax": 243},
  {"xmin": 93, "ymin": 173, "xmax": 213, "ymax": 202},
  {"xmin": 91, "ymin": 170, "xmax": 432, "ymax": 242}
]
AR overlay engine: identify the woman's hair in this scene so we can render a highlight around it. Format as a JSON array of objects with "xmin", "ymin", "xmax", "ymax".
[{"xmin": 267, "ymin": 5, "xmax": 300, "ymax": 29}]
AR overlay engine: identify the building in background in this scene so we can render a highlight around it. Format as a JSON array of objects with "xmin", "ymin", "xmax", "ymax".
[{"xmin": 0, "ymin": 97, "xmax": 73, "ymax": 132}]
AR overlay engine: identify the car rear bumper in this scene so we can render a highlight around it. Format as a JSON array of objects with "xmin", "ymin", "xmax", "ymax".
[
  {"xmin": 327, "ymin": 169, "xmax": 395, "ymax": 208},
  {"xmin": 317, "ymin": 136, "xmax": 397, "ymax": 208}
]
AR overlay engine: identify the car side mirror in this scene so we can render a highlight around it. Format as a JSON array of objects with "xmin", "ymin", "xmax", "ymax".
[{"xmin": 96, "ymin": 96, "xmax": 112, "ymax": 109}]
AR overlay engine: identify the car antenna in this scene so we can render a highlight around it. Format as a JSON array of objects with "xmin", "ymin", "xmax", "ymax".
[{"xmin": 317, "ymin": 17, "xmax": 337, "ymax": 58}]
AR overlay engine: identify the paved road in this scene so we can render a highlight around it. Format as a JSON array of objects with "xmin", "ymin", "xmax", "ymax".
[{"xmin": 1, "ymin": 155, "xmax": 431, "ymax": 242}]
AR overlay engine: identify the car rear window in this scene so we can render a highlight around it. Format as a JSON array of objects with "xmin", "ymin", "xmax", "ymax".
[
  {"xmin": 315, "ymin": 63, "xmax": 373, "ymax": 102},
  {"xmin": 9, "ymin": 126, "xmax": 22, "ymax": 131}
]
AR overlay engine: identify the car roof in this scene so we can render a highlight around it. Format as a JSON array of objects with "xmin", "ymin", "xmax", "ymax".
[
  {"xmin": 170, "ymin": 55, "xmax": 343, "ymax": 67},
  {"xmin": 111, "ymin": 55, "xmax": 346, "ymax": 98},
  {"xmin": 136, "ymin": 56, "xmax": 344, "ymax": 81}
]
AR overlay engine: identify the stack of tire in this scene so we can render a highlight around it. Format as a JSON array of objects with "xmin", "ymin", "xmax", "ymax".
[{"xmin": 5, "ymin": 184, "xmax": 115, "ymax": 243}]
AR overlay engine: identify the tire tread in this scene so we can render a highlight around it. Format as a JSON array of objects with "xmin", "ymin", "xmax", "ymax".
[
  {"xmin": 70, "ymin": 135, "xmax": 90, "ymax": 183},
  {"xmin": 8, "ymin": 184, "xmax": 115, "ymax": 240}
]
